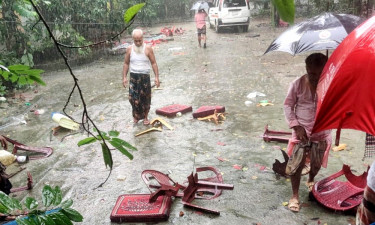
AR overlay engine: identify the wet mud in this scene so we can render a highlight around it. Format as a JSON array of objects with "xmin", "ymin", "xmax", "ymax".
[{"xmin": 0, "ymin": 18, "xmax": 371, "ymax": 225}]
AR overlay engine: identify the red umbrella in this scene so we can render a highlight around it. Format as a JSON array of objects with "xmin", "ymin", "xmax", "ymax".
[{"xmin": 312, "ymin": 16, "xmax": 375, "ymax": 145}]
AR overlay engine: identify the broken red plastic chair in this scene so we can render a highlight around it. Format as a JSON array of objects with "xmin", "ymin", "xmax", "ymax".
[
  {"xmin": 141, "ymin": 170, "xmax": 184, "ymax": 202},
  {"xmin": 312, "ymin": 164, "xmax": 368, "ymax": 211},
  {"xmin": 4, "ymin": 136, "xmax": 53, "ymax": 160},
  {"xmin": 155, "ymin": 104, "xmax": 192, "ymax": 117},
  {"xmin": 192, "ymin": 106, "xmax": 225, "ymax": 118},
  {"xmin": 141, "ymin": 167, "xmax": 234, "ymax": 215},
  {"xmin": 262, "ymin": 124, "xmax": 291, "ymax": 143},
  {"xmin": 10, "ymin": 172, "xmax": 33, "ymax": 193},
  {"xmin": 181, "ymin": 170, "xmax": 234, "ymax": 215}
]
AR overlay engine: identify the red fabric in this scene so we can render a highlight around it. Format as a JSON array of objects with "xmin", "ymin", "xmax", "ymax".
[{"xmin": 313, "ymin": 16, "xmax": 375, "ymax": 136}]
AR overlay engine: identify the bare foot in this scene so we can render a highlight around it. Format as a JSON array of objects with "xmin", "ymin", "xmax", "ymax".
[
  {"xmin": 133, "ymin": 118, "xmax": 139, "ymax": 124},
  {"xmin": 143, "ymin": 119, "xmax": 150, "ymax": 125}
]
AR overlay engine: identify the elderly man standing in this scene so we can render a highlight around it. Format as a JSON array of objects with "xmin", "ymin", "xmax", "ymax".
[
  {"xmin": 123, "ymin": 29, "xmax": 160, "ymax": 125},
  {"xmin": 283, "ymin": 53, "xmax": 332, "ymax": 212}
]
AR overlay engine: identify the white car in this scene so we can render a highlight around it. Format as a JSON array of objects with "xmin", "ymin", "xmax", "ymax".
[{"xmin": 208, "ymin": 0, "xmax": 251, "ymax": 33}]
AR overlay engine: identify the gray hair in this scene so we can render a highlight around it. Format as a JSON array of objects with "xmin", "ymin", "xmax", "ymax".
[{"xmin": 132, "ymin": 29, "xmax": 143, "ymax": 38}]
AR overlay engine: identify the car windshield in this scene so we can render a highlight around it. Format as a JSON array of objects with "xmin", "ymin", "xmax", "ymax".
[{"xmin": 223, "ymin": 0, "xmax": 246, "ymax": 7}]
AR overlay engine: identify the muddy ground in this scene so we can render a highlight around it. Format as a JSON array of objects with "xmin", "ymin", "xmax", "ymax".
[{"xmin": 0, "ymin": 17, "xmax": 372, "ymax": 225}]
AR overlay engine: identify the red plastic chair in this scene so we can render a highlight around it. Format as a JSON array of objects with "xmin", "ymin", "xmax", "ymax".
[{"xmin": 312, "ymin": 164, "xmax": 368, "ymax": 211}]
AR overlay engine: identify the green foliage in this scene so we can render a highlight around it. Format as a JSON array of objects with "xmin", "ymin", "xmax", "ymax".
[
  {"xmin": 124, "ymin": 3, "xmax": 146, "ymax": 23},
  {"xmin": 78, "ymin": 129, "xmax": 137, "ymax": 169},
  {"xmin": 0, "ymin": 64, "xmax": 46, "ymax": 87},
  {"xmin": 272, "ymin": 0, "xmax": 295, "ymax": 24},
  {"xmin": 0, "ymin": 185, "xmax": 83, "ymax": 224}
]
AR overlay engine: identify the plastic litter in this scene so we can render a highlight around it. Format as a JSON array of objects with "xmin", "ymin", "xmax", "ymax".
[
  {"xmin": 34, "ymin": 109, "xmax": 45, "ymax": 115},
  {"xmin": 0, "ymin": 150, "xmax": 17, "ymax": 166},
  {"xmin": 247, "ymin": 91, "xmax": 266, "ymax": 99},
  {"xmin": 245, "ymin": 100, "xmax": 253, "ymax": 106},
  {"xmin": 168, "ymin": 47, "xmax": 184, "ymax": 51},
  {"xmin": 0, "ymin": 97, "xmax": 6, "ymax": 102},
  {"xmin": 51, "ymin": 112, "xmax": 80, "ymax": 130}
]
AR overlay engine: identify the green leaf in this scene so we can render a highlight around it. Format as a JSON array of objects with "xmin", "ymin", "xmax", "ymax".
[
  {"xmin": 28, "ymin": 75, "xmax": 46, "ymax": 86},
  {"xmin": 1, "ymin": 71, "xmax": 9, "ymax": 80},
  {"xmin": 40, "ymin": 214, "xmax": 56, "ymax": 225},
  {"xmin": 42, "ymin": 185, "xmax": 55, "ymax": 207},
  {"xmin": 0, "ymin": 203, "xmax": 9, "ymax": 214},
  {"xmin": 77, "ymin": 137, "xmax": 97, "ymax": 146},
  {"xmin": 101, "ymin": 143, "xmax": 113, "ymax": 169},
  {"xmin": 60, "ymin": 199, "xmax": 73, "ymax": 209},
  {"xmin": 109, "ymin": 140, "xmax": 134, "ymax": 160},
  {"xmin": 96, "ymin": 135, "xmax": 110, "ymax": 140},
  {"xmin": 61, "ymin": 208, "xmax": 83, "ymax": 222},
  {"xmin": 53, "ymin": 186, "xmax": 62, "ymax": 205},
  {"xmin": 18, "ymin": 75, "xmax": 27, "ymax": 85},
  {"xmin": 9, "ymin": 73, "xmax": 19, "ymax": 83},
  {"xmin": 25, "ymin": 197, "xmax": 39, "ymax": 210},
  {"xmin": 112, "ymin": 138, "xmax": 137, "ymax": 151},
  {"xmin": 272, "ymin": 0, "xmax": 295, "ymax": 24},
  {"xmin": 8, "ymin": 64, "xmax": 30, "ymax": 71},
  {"xmin": 26, "ymin": 69, "xmax": 44, "ymax": 76},
  {"xmin": 0, "ymin": 191, "xmax": 14, "ymax": 212},
  {"xmin": 11, "ymin": 197, "xmax": 22, "ymax": 210},
  {"xmin": 54, "ymin": 212, "xmax": 73, "ymax": 225},
  {"xmin": 108, "ymin": 130, "xmax": 119, "ymax": 137},
  {"xmin": 124, "ymin": 3, "xmax": 146, "ymax": 23}
]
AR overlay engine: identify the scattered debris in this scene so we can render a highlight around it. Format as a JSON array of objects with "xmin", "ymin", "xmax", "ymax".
[
  {"xmin": 233, "ymin": 164, "xmax": 242, "ymax": 170},
  {"xmin": 197, "ymin": 110, "xmax": 226, "ymax": 125},
  {"xmin": 217, "ymin": 141, "xmax": 226, "ymax": 146},
  {"xmin": 51, "ymin": 112, "xmax": 80, "ymax": 131},
  {"xmin": 135, "ymin": 127, "xmax": 162, "ymax": 137},
  {"xmin": 150, "ymin": 118, "xmax": 174, "ymax": 130},
  {"xmin": 247, "ymin": 91, "xmax": 266, "ymax": 99},
  {"xmin": 257, "ymin": 100, "xmax": 274, "ymax": 107},
  {"xmin": 332, "ymin": 143, "xmax": 347, "ymax": 152}
]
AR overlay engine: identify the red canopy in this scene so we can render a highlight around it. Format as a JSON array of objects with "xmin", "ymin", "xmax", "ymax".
[{"xmin": 312, "ymin": 16, "xmax": 375, "ymax": 143}]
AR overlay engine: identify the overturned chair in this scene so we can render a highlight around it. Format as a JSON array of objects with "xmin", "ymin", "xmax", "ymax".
[
  {"xmin": 312, "ymin": 164, "xmax": 369, "ymax": 211},
  {"xmin": 141, "ymin": 167, "xmax": 234, "ymax": 215}
]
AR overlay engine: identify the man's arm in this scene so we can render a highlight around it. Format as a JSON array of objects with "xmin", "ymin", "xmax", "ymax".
[
  {"xmin": 146, "ymin": 45, "xmax": 160, "ymax": 88},
  {"xmin": 284, "ymin": 81, "xmax": 308, "ymax": 143},
  {"xmin": 0, "ymin": 135, "xmax": 7, "ymax": 150},
  {"xmin": 122, "ymin": 46, "xmax": 131, "ymax": 88}
]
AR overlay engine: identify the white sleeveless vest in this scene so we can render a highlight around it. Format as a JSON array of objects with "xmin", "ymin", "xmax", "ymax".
[{"xmin": 129, "ymin": 44, "xmax": 151, "ymax": 74}]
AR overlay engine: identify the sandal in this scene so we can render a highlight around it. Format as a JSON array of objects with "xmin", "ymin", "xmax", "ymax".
[
  {"xmin": 306, "ymin": 181, "xmax": 315, "ymax": 192},
  {"xmin": 288, "ymin": 198, "xmax": 300, "ymax": 212}
]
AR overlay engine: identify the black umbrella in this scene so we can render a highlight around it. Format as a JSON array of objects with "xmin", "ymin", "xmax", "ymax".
[{"xmin": 264, "ymin": 12, "xmax": 363, "ymax": 55}]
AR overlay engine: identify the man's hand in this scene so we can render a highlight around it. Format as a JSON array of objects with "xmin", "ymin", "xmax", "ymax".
[
  {"xmin": 155, "ymin": 77, "xmax": 160, "ymax": 88},
  {"xmin": 123, "ymin": 79, "xmax": 127, "ymax": 88},
  {"xmin": 0, "ymin": 135, "xmax": 8, "ymax": 150},
  {"xmin": 293, "ymin": 126, "xmax": 308, "ymax": 144}
]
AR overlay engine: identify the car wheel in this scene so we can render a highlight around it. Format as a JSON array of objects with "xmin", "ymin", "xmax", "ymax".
[
  {"xmin": 215, "ymin": 22, "xmax": 221, "ymax": 33},
  {"xmin": 208, "ymin": 17, "xmax": 214, "ymax": 29}
]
